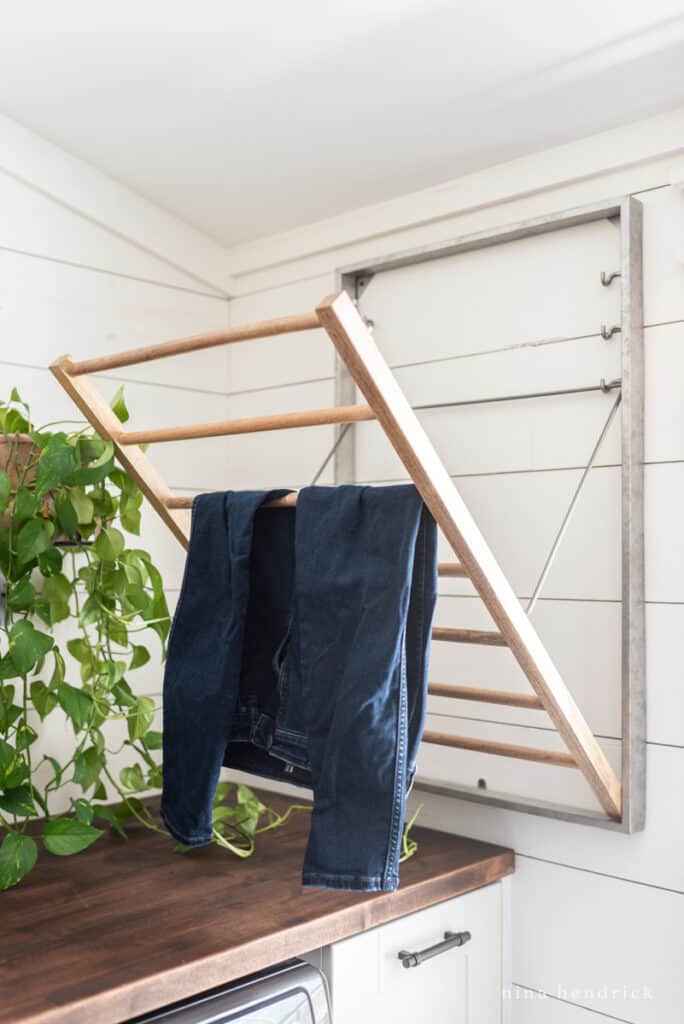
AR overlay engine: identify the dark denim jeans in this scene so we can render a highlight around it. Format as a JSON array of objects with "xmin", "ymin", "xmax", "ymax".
[{"xmin": 161, "ymin": 485, "xmax": 437, "ymax": 891}]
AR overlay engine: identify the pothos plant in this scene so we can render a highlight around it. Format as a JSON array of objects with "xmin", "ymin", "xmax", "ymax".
[{"xmin": 0, "ymin": 387, "xmax": 318, "ymax": 892}]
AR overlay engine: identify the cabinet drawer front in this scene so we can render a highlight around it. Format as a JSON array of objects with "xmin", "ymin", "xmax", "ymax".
[{"xmin": 327, "ymin": 882, "xmax": 503, "ymax": 1023}]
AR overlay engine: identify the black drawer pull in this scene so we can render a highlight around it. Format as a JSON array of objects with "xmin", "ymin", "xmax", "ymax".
[{"xmin": 397, "ymin": 930, "xmax": 471, "ymax": 969}]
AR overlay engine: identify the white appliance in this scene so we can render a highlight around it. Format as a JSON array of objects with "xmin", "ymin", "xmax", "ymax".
[{"xmin": 133, "ymin": 960, "xmax": 331, "ymax": 1024}]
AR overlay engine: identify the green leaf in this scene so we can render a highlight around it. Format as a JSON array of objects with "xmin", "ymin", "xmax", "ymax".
[
  {"xmin": 104, "ymin": 661, "xmax": 127, "ymax": 687},
  {"xmin": 0, "ymin": 685, "xmax": 21, "ymax": 731},
  {"xmin": 90, "ymin": 484, "xmax": 117, "ymax": 522},
  {"xmin": 31, "ymin": 680, "xmax": 58, "ymax": 720},
  {"xmin": 31, "ymin": 598, "xmax": 51, "ymax": 627},
  {"xmin": 34, "ymin": 433, "xmax": 79, "ymax": 497},
  {"xmin": 50, "ymin": 649, "xmax": 65, "ymax": 687},
  {"xmin": 120, "ymin": 489, "xmax": 142, "ymax": 535},
  {"xmin": 109, "ymin": 619, "xmax": 128, "ymax": 648},
  {"xmin": 66, "ymin": 638, "xmax": 90, "ymax": 663},
  {"xmin": 113, "ymin": 679, "xmax": 136, "ymax": 708},
  {"xmin": 0, "ymin": 832, "xmax": 38, "ymax": 891},
  {"xmin": 47, "ymin": 600, "xmax": 70, "ymax": 625},
  {"xmin": 2, "ymin": 408, "xmax": 30, "ymax": 433},
  {"xmin": 127, "ymin": 696, "xmax": 156, "ymax": 742},
  {"xmin": 42, "ymin": 818, "xmax": 103, "ymax": 856},
  {"xmin": 234, "ymin": 784, "xmax": 265, "ymax": 836},
  {"xmin": 71, "ymin": 797, "xmax": 94, "ymax": 825},
  {"xmin": 15, "ymin": 518, "xmax": 52, "ymax": 565},
  {"xmin": 113, "ymin": 796, "xmax": 144, "ymax": 822},
  {"xmin": 6, "ymin": 576, "xmax": 36, "ymax": 611},
  {"xmin": 45, "ymin": 756, "xmax": 63, "ymax": 787},
  {"xmin": 0, "ymin": 469, "xmax": 10, "ymax": 515},
  {"xmin": 0, "ymin": 739, "xmax": 27, "ymax": 788},
  {"xmin": 109, "ymin": 386, "xmax": 130, "ymax": 424},
  {"xmin": 13, "ymin": 485, "xmax": 38, "ymax": 521},
  {"xmin": 213, "ymin": 804, "xmax": 240, "ymax": 825},
  {"xmin": 121, "ymin": 562, "xmax": 143, "ymax": 588},
  {"xmin": 0, "ymin": 784, "xmax": 37, "ymax": 816},
  {"xmin": 121, "ymin": 584, "xmax": 151, "ymax": 617},
  {"xmin": 109, "ymin": 467, "xmax": 137, "ymax": 495},
  {"xmin": 69, "ymin": 487, "xmax": 95, "ymax": 525},
  {"xmin": 38, "ymin": 546, "xmax": 63, "ymax": 576},
  {"xmin": 129, "ymin": 645, "xmax": 151, "ymax": 670},
  {"xmin": 120, "ymin": 763, "xmax": 145, "ymax": 792},
  {"xmin": 8, "ymin": 620, "xmax": 54, "ymax": 675},
  {"xmin": 58, "ymin": 682, "xmax": 92, "ymax": 731},
  {"xmin": 142, "ymin": 729, "xmax": 163, "ymax": 750},
  {"xmin": 213, "ymin": 781, "xmax": 234, "ymax": 804},
  {"xmin": 92, "ymin": 803, "xmax": 127, "ymax": 839},
  {"xmin": 42, "ymin": 573, "xmax": 72, "ymax": 624},
  {"xmin": 66, "ymin": 442, "xmax": 114, "ymax": 485},
  {"xmin": 144, "ymin": 563, "xmax": 170, "ymax": 644},
  {"xmin": 15, "ymin": 723, "xmax": 38, "ymax": 751},
  {"xmin": 94, "ymin": 526, "xmax": 125, "ymax": 563},
  {"xmin": 28, "ymin": 429, "xmax": 50, "ymax": 450},
  {"xmin": 55, "ymin": 490, "xmax": 78, "ymax": 537},
  {"xmin": 78, "ymin": 593, "xmax": 101, "ymax": 627},
  {"xmin": 73, "ymin": 747, "xmax": 104, "ymax": 792},
  {"xmin": 0, "ymin": 654, "xmax": 19, "ymax": 682},
  {"xmin": 77, "ymin": 437, "xmax": 106, "ymax": 463}
]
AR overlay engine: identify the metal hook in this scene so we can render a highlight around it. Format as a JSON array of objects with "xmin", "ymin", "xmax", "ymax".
[
  {"xmin": 600, "ymin": 270, "xmax": 621, "ymax": 287},
  {"xmin": 352, "ymin": 297, "xmax": 374, "ymax": 332},
  {"xmin": 600, "ymin": 324, "xmax": 621, "ymax": 340}
]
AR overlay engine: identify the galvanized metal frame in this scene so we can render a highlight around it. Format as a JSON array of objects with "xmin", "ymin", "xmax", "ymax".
[{"xmin": 337, "ymin": 196, "xmax": 645, "ymax": 832}]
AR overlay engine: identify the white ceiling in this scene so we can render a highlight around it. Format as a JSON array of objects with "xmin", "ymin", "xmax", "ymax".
[{"xmin": 1, "ymin": 1, "xmax": 684, "ymax": 247}]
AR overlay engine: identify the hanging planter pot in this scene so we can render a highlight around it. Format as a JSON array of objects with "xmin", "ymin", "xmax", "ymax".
[{"xmin": 0, "ymin": 433, "xmax": 42, "ymax": 530}]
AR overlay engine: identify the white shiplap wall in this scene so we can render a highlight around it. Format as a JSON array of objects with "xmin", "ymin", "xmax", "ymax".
[
  {"xmin": 221, "ymin": 109, "xmax": 684, "ymax": 1023},
  {"xmin": 0, "ymin": 118, "xmax": 230, "ymax": 805}
]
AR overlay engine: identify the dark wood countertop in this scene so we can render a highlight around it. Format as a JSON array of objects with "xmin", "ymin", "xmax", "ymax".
[{"xmin": 1, "ymin": 792, "xmax": 514, "ymax": 1024}]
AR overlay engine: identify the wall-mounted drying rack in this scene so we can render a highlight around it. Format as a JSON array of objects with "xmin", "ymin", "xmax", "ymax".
[{"xmin": 50, "ymin": 201, "xmax": 643, "ymax": 830}]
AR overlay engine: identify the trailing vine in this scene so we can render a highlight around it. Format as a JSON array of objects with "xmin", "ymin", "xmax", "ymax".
[{"xmin": 0, "ymin": 387, "xmax": 317, "ymax": 890}]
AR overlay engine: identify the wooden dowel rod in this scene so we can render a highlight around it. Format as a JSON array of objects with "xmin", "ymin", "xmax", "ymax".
[
  {"xmin": 262, "ymin": 493, "xmax": 299, "ymax": 509},
  {"xmin": 119, "ymin": 403, "xmax": 376, "ymax": 446},
  {"xmin": 422, "ymin": 730, "xmax": 577, "ymax": 767},
  {"xmin": 432, "ymin": 627, "xmax": 506, "ymax": 646},
  {"xmin": 166, "ymin": 492, "xmax": 298, "ymax": 510},
  {"xmin": 438, "ymin": 561, "xmax": 468, "ymax": 578},
  {"xmin": 428, "ymin": 683, "xmax": 544, "ymax": 709},
  {"xmin": 63, "ymin": 312, "xmax": 322, "ymax": 376}
]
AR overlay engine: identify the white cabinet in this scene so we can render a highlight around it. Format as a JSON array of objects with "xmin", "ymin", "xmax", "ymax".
[{"xmin": 320, "ymin": 882, "xmax": 504, "ymax": 1024}]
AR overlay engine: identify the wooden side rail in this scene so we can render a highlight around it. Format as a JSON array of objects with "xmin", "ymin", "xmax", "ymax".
[
  {"xmin": 64, "ymin": 311, "xmax": 321, "ymax": 375},
  {"xmin": 428, "ymin": 683, "xmax": 544, "ymax": 709},
  {"xmin": 118, "ymin": 404, "xmax": 375, "ymax": 446},
  {"xmin": 423, "ymin": 731, "xmax": 576, "ymax": 767},
  {"xmin": 432, "ymin": 627, "xmax": 506, "ymax": 646}
]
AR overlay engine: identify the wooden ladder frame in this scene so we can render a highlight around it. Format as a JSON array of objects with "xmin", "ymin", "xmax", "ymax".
[{"xmin": 51, "ymin": 288, "xmax": 623, "ymax": 821}]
